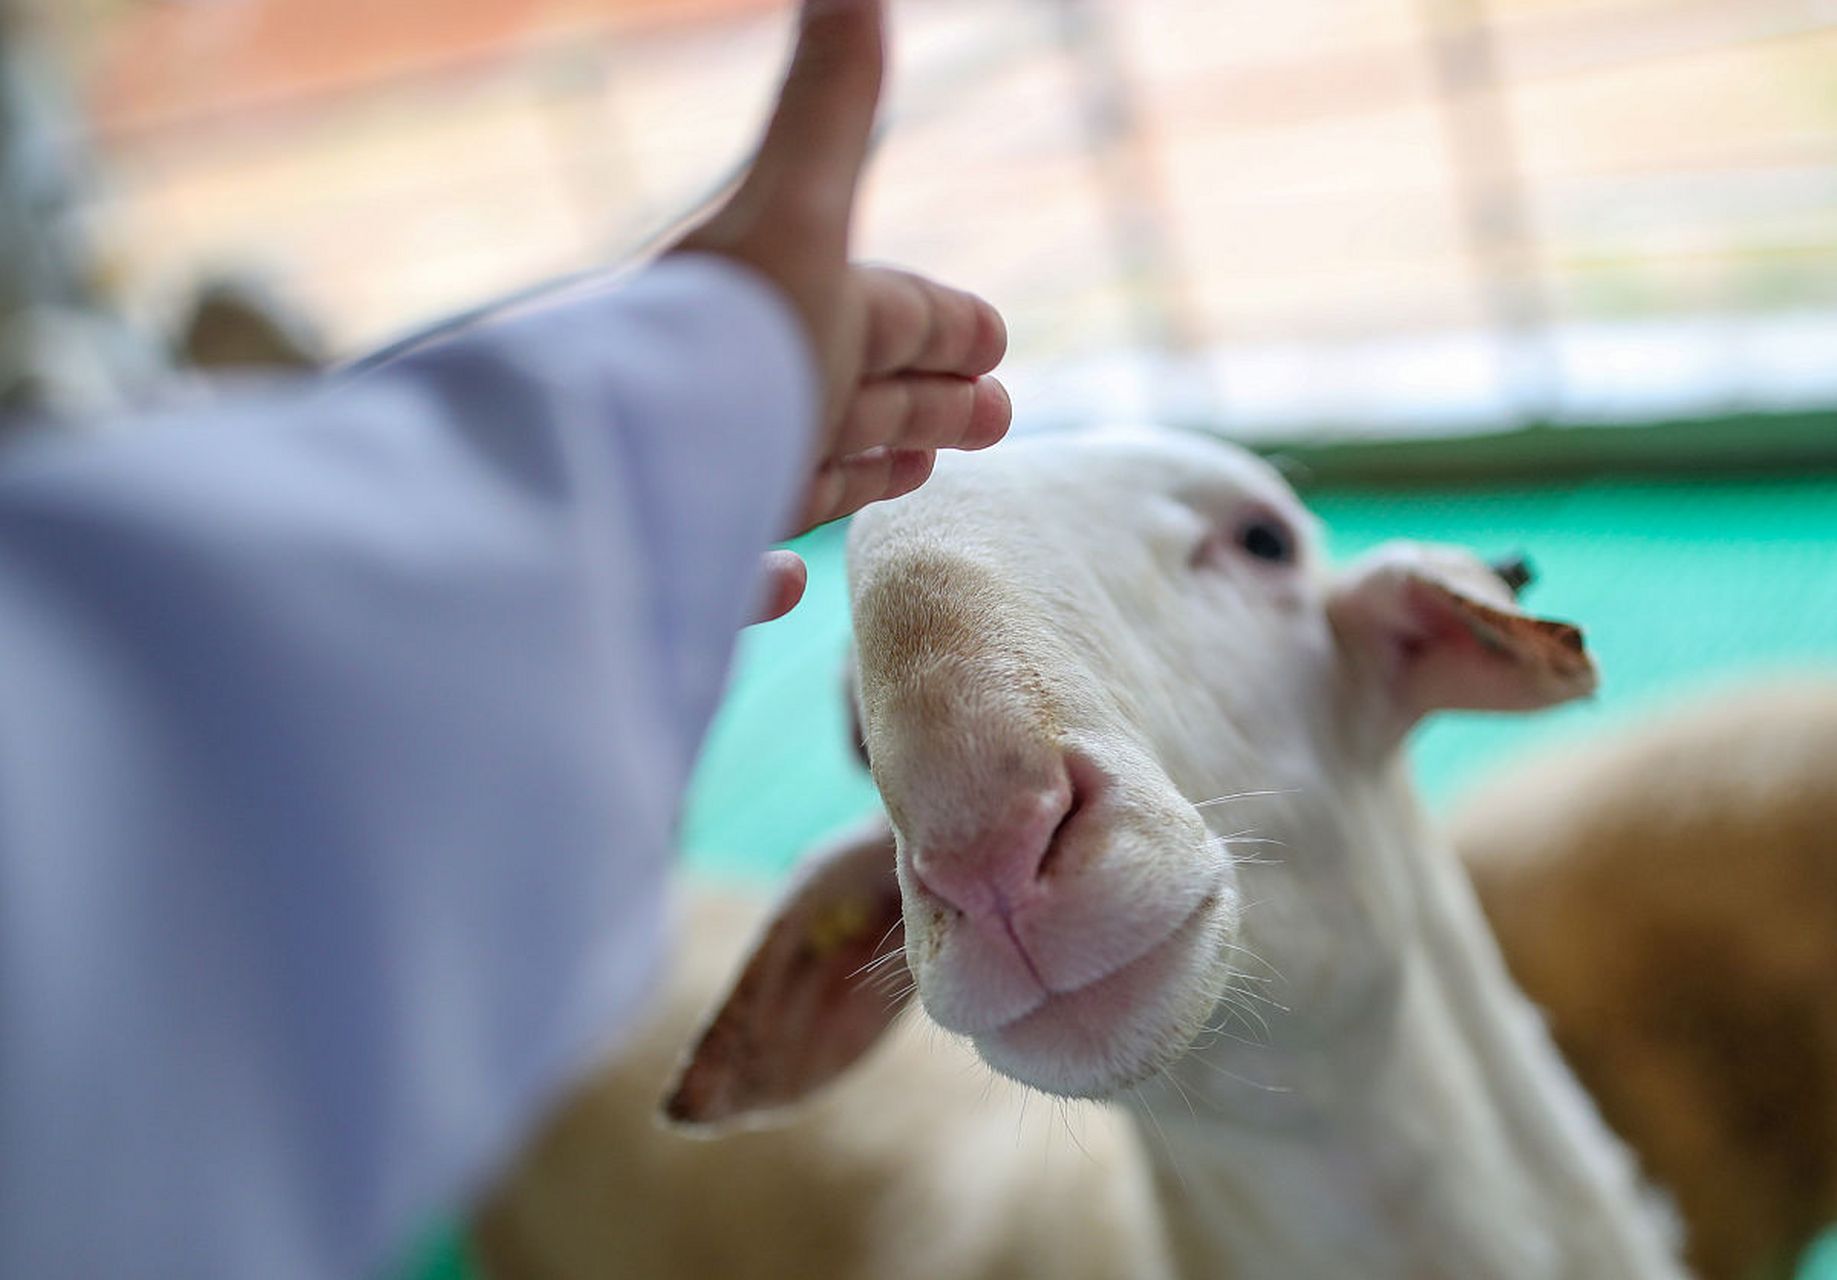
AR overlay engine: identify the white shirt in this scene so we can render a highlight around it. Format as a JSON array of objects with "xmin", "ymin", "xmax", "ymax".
[{"xmin": 0, "ymin": 254, "xmax": 815, "ymax": 1279}]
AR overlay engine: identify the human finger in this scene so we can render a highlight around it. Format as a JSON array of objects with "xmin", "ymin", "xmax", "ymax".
[
  {"xmin": 858, "ymin": 267, "xmax": 1007, "ymax": 380},
  {"xmin": 794, "ymin": 446, "xmax": 935, "ymax": 531},
  {"xmin": 751, "ymin": 549, "xmax": 809, "ymax": 624},
  {"xmin": 740, "ymin": 0, "xmax": 885, "ymax": 226},
  {"xmin": 832, "ymin": 373, "xmax": 1011, "ymax": 457}
]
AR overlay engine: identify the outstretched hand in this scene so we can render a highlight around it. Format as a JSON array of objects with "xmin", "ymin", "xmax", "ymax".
[{"xmin": 672, "ymin": 0, "xmax": 1011, "ymax": 621}]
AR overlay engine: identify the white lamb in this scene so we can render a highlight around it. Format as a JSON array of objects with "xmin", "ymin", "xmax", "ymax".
[{"xmin": 479, "ymin": 428, "xmax": 1686, "ymax": 1280}]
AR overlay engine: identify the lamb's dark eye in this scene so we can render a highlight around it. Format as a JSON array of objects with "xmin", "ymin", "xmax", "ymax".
[{"xmin": 1237, "ymin": 516, "xmax": 1294, "ymax": 563}]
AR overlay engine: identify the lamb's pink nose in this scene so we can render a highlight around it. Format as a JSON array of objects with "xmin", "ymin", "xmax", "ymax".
[{"xmin": 909, "ymin": 778, "xmax": 1075, "ymax": 919}]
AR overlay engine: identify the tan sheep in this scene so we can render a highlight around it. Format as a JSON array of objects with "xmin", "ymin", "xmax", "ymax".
[{"xmin": 1460, "ymin": 679, "xmax": 1837, "ymax": 1280}]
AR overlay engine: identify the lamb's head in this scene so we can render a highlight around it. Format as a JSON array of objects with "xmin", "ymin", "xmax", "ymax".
[
  {"xmin": 845, "ymin": 432, "xmax": 1322, "ymax": 1097},
  {"xmin": 664, "ymin": 428, "xmax": 1596, "ymax": 1126}
]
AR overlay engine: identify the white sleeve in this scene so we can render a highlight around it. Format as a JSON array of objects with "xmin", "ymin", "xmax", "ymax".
[{"xmin": 0, "ymin": 253, "xmax": 815, "ymax": 1280}]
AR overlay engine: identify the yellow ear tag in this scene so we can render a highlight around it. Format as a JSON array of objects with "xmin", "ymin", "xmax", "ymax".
[{"xmin": 806, "ymin": 897, "xmax": 872, "ymax": 959}]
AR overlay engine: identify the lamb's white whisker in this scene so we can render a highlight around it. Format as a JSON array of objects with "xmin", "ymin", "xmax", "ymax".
[
  {"xmin": 1194, "ymin": 787, "xmax": 1301, "ymax": 810},
  {"xmin": 847, "ymin": 945, "xmax": 908, "ymax": 983},
  {"xmin": 1184, "ymin": 1052, "xmax": 1293, "ymax": 1095}
]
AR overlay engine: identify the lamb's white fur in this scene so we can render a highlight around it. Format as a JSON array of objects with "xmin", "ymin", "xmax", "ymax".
[
  {"xmin": 482, "ymin": 428, "xmax": 1687, "ymax": 1280},
  {"xmin": 841, "ymin": 429, "xmax": 1681, "ymax": 1279}
]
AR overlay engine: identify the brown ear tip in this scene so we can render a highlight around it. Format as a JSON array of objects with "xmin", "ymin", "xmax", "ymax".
[
  {"xmin": 1536, "ymin": 617, "xmax": 1585, "ymax": 650},
  {"xmin": 659, "ymin": 1085, "xmax": 695, "ymax": 1125},
  {"xmin": 658, "ymin": 1064, "xmax": 721, "ymax": 1126},
  {"xmin": 659, "ymin": 1057, "xmax": 762, "ymax": 1132},
  {"xmin": 658, "ymin": 1075, "xmax": 765, "ymax": 1137},
  {"xmin": 1544, "ymin": 622, "xmax": 1593, "ymax": 671}
]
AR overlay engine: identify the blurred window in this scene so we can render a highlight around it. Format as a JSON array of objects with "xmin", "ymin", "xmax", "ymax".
[{"xmin": 47, "ymin": 0, "xmax": 1837, "ymax": 438}]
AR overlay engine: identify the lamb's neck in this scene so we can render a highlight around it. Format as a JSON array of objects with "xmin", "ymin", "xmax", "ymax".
[{"xmin": 1129, "ymin": 782, "xmax": 1684, "ymax": 1280}]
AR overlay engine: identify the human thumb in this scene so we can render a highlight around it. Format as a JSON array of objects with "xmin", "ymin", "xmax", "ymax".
[{"xmin": 740, "ymin": 0, "xmax": 885, "ymax": 230}]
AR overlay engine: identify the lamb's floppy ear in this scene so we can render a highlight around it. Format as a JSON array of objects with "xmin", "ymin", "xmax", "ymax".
[
  {"xmin": 1328, "ymin": 541, "xmax": 1596, "ymax": 746},
  {"xmin": 662, "ymin": 817, "xmax": 908, "ymax": 1130}
]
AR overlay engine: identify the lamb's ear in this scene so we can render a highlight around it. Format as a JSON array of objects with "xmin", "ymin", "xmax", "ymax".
[
  {"xmin": 661, "ymin": 817, "xmax": 908, "ymax": 1131},
  {"xmin": 1328, "ymin": 542, "xmax": 1596, "ymax": 745}
]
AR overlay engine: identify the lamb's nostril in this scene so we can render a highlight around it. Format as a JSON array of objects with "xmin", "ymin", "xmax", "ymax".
[
  {"xmin": 908, "ymin": 770, "xmax": 1075, "ymax": 917},
  {"xmin": 1040, "ymin": 752, "xmax": 1113, "ymax": 882},
  {"xmin": 1035, "ymin": 783, "xmax": 1082, "ymax": 881}
]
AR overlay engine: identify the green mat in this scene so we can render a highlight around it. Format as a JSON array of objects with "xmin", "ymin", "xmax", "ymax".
[{"xmin": 408, "ymin": 468, "xmax": 1837, "ymax": 1280}]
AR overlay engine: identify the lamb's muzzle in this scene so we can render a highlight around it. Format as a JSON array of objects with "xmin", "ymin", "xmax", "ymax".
[{"xmin": 858, "ymin": 580, "xmax": 1237, "ymax": 1090}]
